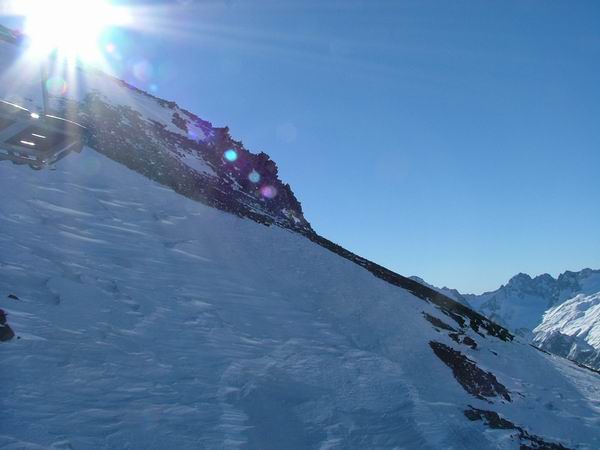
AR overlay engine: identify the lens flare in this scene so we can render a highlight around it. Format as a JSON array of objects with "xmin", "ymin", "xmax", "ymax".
[
  {"xmin": 248, "ymin": 170, "xmax": 261, "ymax": 183},
  {"xmin": 260, "ymin": 185, "xmax": 278, "ymax": 199},
  {"xmin": 45, "ymin": 77, "xmax": 68, "ymax": 96},
  {"xmin": 224, "ymin": 149, "xmax": 238, "ymax": 162},
  {"xmin": 133, "ymin": 60, "xmax": 154, "ymax": 83},
  {"xmin": 21, "ymin": 0, "xmax": 132, "ymax": 65}
]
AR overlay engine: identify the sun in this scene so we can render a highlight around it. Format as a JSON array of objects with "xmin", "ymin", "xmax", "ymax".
[{"xmin": 21, "ymin": 0, "xmax": 132, "ymax": 64}]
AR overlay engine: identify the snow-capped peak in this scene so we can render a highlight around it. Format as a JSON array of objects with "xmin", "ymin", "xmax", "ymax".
[{"xmin": 533, "ymin": 292, "xmax": 600, "ymax": 369}]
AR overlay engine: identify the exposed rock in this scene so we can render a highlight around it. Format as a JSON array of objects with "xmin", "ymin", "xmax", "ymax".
[
  {"xmin": 449, "ymin": 332, "xmax": 478, "ymax": 350},
  {"xmin": 0, "ymin": 309, "xmax": 15, "ymax": 342},
  {"xmin": 430, "ymin": 341, "xmax": 510, "ymax": 402},
  {"xmin": 465, "ymin": 406, "xmax": 571, "ymax": 450},
  {"xmin": 423, "ymin": 312, "xmax": 458, "ymax": 332}
]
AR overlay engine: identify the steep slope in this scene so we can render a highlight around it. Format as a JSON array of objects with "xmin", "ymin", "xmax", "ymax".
[
  {"xmin": 2, "ymin": 149, "xmax": 600, "ymax": 449},
  {"xmin": 1, "ymin": 35, "xmax": 600, "ymax": 449},
  {"xmin": 0, "ymin": 32, "xmax": 310, "ymax": 234},
  {"xmin": 533, "ymin": 293, "xmax": 600, "ymax": 370},
  {"xmin": 0, "ymin": 33, "xmax": 509, "ymax": 346}
]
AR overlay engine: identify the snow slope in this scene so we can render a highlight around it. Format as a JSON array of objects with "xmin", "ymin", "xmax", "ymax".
[
  {"xmin": 1, "ymin": 149, "xmax": 600, "ymax": 449},
  {"xmin": 1, "ymin": 32, "xmax": 600, "ymax": 450},
  {"xmin": 533, "ymin": 293, "xmax": 600, "ymax": 370}
]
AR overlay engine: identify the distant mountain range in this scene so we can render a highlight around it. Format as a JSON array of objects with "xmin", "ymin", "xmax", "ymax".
[
  {"xmin": 465, "ymin": 269, "xmax": 600, "ymax": 335},
  {"xmin": 414, "ymin": 269, "xmax": 600, "ymax": 369}
]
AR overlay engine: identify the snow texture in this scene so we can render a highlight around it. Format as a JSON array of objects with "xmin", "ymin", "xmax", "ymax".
[
  {"xmin": 1, "ymin": 150, "xmax": 600, "ymax": 449},
  {"xmin": 1, "ymin": 32, "xmax": 600, "ymax": 450}
]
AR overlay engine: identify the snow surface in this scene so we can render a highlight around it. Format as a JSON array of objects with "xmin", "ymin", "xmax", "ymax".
[
  {"xmin": 533, "ymin": 292, "xmax": 600, "ymax": 368},
  {"xmin": 535, "ymin": 293, "xmax": 600, "ymax": 350},
  {"xmin": 1, "ymin": 149, "xmax": 600, "ymax": 449},
  {"xmin": 176, "ymin": 149, "xmax": 216, "ymax": 176},
  {"xmin": 58, "ymin": 67, "xmax": 211, "ymax": 142}
]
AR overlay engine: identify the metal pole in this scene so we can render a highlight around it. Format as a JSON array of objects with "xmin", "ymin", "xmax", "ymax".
[{"xmin": 40, "ymin": 59, "xmax": 49, "ymax": 116}]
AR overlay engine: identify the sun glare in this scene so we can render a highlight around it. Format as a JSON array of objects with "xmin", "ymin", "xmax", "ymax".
[{"xmin": 21, "ymin": 0, "xmax": 132, "ymax": 64}]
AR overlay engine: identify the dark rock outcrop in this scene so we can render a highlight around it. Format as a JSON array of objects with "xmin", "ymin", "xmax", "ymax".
[
  {"xmin": 423, "ymin": 313, "xmax": 458, "ymax": 332},
  {"xmin": 0, "ymin": 309, "xmax": 15, "ymax": 342},
  {"xmin": 464, "ymin": 407, "xmax": 571, "ymax": 450},
  {"xmin": 430, "ymin": 341, "xmax": 510, "ymax": 402}
]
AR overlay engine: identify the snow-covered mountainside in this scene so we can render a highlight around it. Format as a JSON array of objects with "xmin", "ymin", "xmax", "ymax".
[
  {"xmin": 2, "ymin": 149, "xmax": 600, "ymax": 450},
  {"xmin": 2, "ymin": 36, "xmax": 600, "ymax": 449},
  {"xmin": 412, "ymin": 270, "xmax": 600, "ymax": 369},
  {"xmin": 0, "ymin": 35, "xmax": 310, "ymax": 234},
  {"xmin": 412, "ymin": 270, "xmax": 600, "ymax": 338},
  {"xmin": 464, "ymin": 270, "xmax": 600, "ymax": 338},
  {"xmin": 533, "ymin": 293, "xmax": 600, "ymax": 370}
]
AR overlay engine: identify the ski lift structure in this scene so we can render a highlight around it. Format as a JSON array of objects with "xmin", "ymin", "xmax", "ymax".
[
  {"xmin": 0, "ymin": 25, "xmax": 87, "ymax": 170},
  {"xmin": 0, "ymin": 98, "xmax": 86, "ymax": 170}
]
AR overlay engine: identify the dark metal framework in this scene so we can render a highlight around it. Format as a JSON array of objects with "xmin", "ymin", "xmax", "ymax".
[
  {"xmin": 0, "ymin": 100, "xmax": 86, "ymax": 170},
  {"xmin": 0, "ymin": 24, "xmax": 87, "ymax": 170}
]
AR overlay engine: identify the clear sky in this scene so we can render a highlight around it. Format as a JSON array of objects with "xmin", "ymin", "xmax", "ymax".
[{"xmin": 4, "ymin": 1, "xmax": 600, "ymax": 293}]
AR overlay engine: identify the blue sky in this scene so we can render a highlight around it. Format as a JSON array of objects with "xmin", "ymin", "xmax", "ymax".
[{"xmin": 5, "ymin": 1, "xmax": 600, "ymax": 292}]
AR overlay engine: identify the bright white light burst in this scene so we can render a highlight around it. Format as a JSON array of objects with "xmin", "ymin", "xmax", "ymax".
[{"xmin": 22, "ymin": 0, "xmax": 132, "ymax": 64}]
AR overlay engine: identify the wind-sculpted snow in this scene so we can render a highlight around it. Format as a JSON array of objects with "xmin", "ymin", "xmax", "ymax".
[
  {"xmin": 2, "ymin": 34, "xmax": 600, "ymax": 449},
  {"xmin": 1, "ymin": 151, "xmax": 600, "ymax": 449},
  {"xmin": 29, "ymin": 50, "xmax": 517, "ymax": 348}
]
